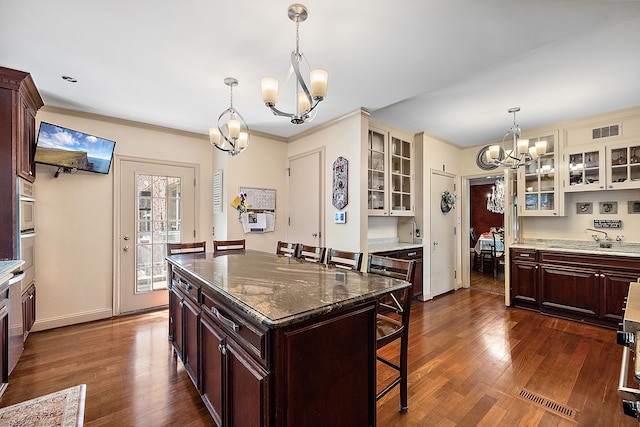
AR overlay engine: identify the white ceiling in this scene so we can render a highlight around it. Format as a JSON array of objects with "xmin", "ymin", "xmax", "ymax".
[{"xmin": 2, "ymin": 0, "xmax": 639, "ymax": 148}]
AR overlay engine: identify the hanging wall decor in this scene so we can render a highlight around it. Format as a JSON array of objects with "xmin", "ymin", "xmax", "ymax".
[
  {"xmin": 332, "ymin": 156, "xmax": 348, "ymax": 209},
  {"xmin": 441, "ymin": 190, "xmax": 456, "ymax": 213}
]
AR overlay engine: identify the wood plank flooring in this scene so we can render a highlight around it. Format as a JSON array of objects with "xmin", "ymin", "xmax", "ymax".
[{"xmin": 0, "ymin": 289, "xmax": 634, "ymax": 426}]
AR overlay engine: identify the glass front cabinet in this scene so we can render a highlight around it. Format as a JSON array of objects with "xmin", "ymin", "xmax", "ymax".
[
  {"xmin": 517, "ymin": 131, "xmax": 562, "ymax": 216},
  {"xmin": 367, "ymin": 124, "xmax": 414, "ymax": 216},
  {"xmin": 563, "ymin": 140, "xmax": 640, "ymax": 192}
]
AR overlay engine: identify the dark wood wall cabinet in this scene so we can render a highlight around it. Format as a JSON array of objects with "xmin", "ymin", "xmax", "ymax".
[
  {"xmin": 0, "ymin": 66, "xmax": 43, "ymax": 260},
  {"xmin": 510, "ymin": 248, "xmax": 640, "ymax": 329},
  {"xmin": 371, "ymin": 247, "xmax": 423, "ymax": 299}
]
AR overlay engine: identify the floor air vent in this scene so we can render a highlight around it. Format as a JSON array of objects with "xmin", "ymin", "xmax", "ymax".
[{"xmin": 518, "ymin": 389, "xmax": 576, "ymax": 420}]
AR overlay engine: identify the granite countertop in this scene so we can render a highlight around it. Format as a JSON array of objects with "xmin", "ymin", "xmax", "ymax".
[
  {"xmin": 0, "ymin": 260, "xmax": 24, "ymax": 283},
  {"xmin": 511, "ymin": 239, "xmax": 640, "ymax": 258},
  {"xmin": 368, "ymin": 238, "xmax": 423, "ymax": 253},
  {"xmin": 167, "ymin": 250, "xmax": 410, "ymax": 328}
]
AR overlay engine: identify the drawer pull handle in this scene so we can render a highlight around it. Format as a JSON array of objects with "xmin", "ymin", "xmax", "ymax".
[
  {"xmin": 211, "ymin": 307, "xmax": 240, "ymax": 332},
  {"xmin": 520, "ymin": 253, "xmax": 530, "ymax": 257},
  {"xmin": 407, "ymin": 252, "xmax": 416, "ymax": 257}
]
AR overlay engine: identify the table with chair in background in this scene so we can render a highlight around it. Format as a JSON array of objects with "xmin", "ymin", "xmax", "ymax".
[{"xmin": 473, "ymin": 229, "xmax": 505, "ymax": 276}]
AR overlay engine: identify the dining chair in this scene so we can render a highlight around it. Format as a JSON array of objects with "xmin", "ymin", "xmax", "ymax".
[
  {"xmin": 366, "ymin": 254, "xmax": 415, "ymax": 413},
  {"xmin": 296, "ymin": 244, "xmax": 326, "ymax": 263},
  {"xmin": 167, "ymin": 241, "xmax": 206, "ymax": 255},
  {"xmin": 213, "ymin": 239, "xmax": 245, "ymax": 253},
  {"xmin": 326, "ymin": 248, "xmax": 363, "ymax": 271},
  {"xmin": 276, "ymin": 241, "xmax": 298, "ymax": 257},
  {"xmin": 492, "ymin": 231, "xmax": 505, "ymax": 276}
]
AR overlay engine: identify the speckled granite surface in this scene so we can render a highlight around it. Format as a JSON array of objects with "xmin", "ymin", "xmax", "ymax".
[
  {"xmin": 367, "ymin": 237, "xmax": 423, "ymax": 253},
  {"xmin": 167, "ymin": 250, "xmax": 410, "ymax": 328},
  {"xmin": 0, "ymin": 260, "xmax": 24, "ymax": 284},
  {"xmin": 511, "ymin": 239, "xmax": 640, "ymax": 257}
]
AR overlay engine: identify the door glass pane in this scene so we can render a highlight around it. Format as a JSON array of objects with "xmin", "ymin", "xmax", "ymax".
[{"xmin": 135, "ymin": 173, "xmax": 182, "ymax": 293}]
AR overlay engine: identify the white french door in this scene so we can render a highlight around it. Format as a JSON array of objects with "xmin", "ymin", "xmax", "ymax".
[{"xmin": 118, "ymin": 159, "xmax": 196, "ymax": 314}]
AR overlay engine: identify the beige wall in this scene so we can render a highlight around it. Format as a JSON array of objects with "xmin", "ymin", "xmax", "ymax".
[{"xmin": 287, "ymin": 110, "xmax": 367, "ymax": 253}]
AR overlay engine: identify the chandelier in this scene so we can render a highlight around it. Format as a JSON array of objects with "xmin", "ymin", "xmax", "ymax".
[
  {"xmin": 209, "ymin": 77, "xmax": 249, "ymax": 156},
  {"xmin": 476, "ymin": 107, "xmax": 547, "ymax": 170},
  {"xmin": 260, "ymin": 4, "xmax": 328, "ymax": 125},
  {"xmin": 486, "ymin": 178, "xmax": 505, "ymax": 214}
]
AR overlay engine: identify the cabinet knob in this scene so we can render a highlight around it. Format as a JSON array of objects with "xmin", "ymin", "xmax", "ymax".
[{"xmin": 218, "ymin": 343, "xmax": 227, "ymax": 355}]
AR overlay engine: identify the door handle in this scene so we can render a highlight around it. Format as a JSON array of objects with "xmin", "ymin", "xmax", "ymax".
[
  {"xmin": 123, "ymin": 246, "xmax": 130, "ymax": 252},
  {"xmin": 123, "ymin": 235, "xmax": 130, "ymax": 241},
  {"xmin": 312, "ymin": 233, "xmax": 318, "ymax": 237}
]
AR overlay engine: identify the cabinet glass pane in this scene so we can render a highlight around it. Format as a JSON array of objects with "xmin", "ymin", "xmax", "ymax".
[
  {"xmin": 611, "ymin": 147, "xmax": 627, "ymax": 166},
  {"xmin": 525, "ymin": 194, "xmax": 538, "ymax": 210},
  {"xmin": 631, "ymin": 165, "xmax": 640, "ymax": 182},
  {"xmin": 611, "ymin": 166, "xmax": 627, "ymax": 183},
  {"xmin": 540, "ymin": 193, "xmax": 554, "ymax": 211}
]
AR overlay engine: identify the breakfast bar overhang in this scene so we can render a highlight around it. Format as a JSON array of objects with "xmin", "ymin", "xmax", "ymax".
[{"xmin": 166, "ymin": 250, "xmax": 410, "ymax": 427}]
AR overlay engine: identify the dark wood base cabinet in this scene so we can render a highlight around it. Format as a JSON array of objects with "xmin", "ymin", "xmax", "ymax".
[
  {"xmin": 372, "ymin": 247, "xmax": 423, "ymax": 299},
  {"xmin": 22, "ymin": 284, "xmax": 35, "ymax": 341},
  {"xmin": 511, "ymin": 249, "xmax": 640, "ymax": 329},
  {"xmin": 168, "ymin": 263, "xmax": 377, "ymax": 426}
]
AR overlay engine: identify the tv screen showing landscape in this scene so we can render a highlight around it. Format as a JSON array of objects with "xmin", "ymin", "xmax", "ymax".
[{"xmin": 34, "ymin": 122, "xmax": 116, "ymax": 175}]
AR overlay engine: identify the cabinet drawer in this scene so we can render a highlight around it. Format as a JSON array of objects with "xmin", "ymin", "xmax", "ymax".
[
  {"xmin": 511, "ymin": 249, "xmax": 537, "ymax": 261},
  {"xmin": 172, "ymin": 270, "xmax": 200, "ymax": 304},
  {"xmin": 201, "ymin": 287, "xmax": 269, "ymax": 366},
  {"xmin": 396, "ymin": 248, "xmax": 423, "ymax": 259}
]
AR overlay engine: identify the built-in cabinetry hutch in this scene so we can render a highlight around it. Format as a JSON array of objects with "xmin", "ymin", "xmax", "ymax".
[
  {"xmin": 518, "ymin": 130, "xmax": 562, "ymax": 216},
  {"xmin": 367, "ymin": 122, "xmax": 415, "ymax": 216}
]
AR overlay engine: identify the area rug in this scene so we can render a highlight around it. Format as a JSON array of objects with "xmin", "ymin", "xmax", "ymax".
[{"xmin": 0, "ymin": 384, "xmax": 86, "ymax": 427}]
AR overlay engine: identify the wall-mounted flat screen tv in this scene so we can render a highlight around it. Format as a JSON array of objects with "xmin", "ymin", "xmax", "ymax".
[{"xmin": 34, "ymin": 122, "xmax": 116, "ymax": 175}]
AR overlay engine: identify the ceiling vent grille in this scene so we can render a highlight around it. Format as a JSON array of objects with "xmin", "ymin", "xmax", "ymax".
[{"xmin": 592, "ymin": 124, "xmax": 620, "ymax": 140}]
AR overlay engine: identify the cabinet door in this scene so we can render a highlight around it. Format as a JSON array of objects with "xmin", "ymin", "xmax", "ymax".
[
  {"xmin": 170, "ymin": 288, "xmax": 184, "ymax": 359},
  {"xmin": 367, "ymin": 126, "xmax": 388, "ymax": 215},
  {"xmin": 183, "ymin": 297, "xmax": 200, "ymax": 389},
  {"xmin": 606, "ymin": 141, "xmax": 640, "ymax": 190},
  {"xmin": 200, "ymin": 314, "xmax": 225, "ymax": 427},
  {"xmin": 17, "ymin": 98, "xmax": 36, "ymax": 181},
  {"xmin": 539, "ymin": 264, "xmax": 599, "ymax": 318},
  {"xmin": 21, "ymin": 285, "xmax": 35, "ymax": 341},
  {"xmin": 226, "ymin": 339, "xmax": 270, "ymax": 427},
  {"xmin": 601, "ymin": 271, "xmax": 634, "ymax": 321},
  {"xmin": 389, "ymin": 132, "xmax": 414, "ymax": 216},
  {"xmin": 563, "ymin": 147, "xmax": 605, "ymax": 192},
  {"xmin": 510, "ymin": 261, "xmax": 539, "ymax": 308},
  {"xmin": 518, "ymin": 131, "xmax": 562, "ymax": 216}
]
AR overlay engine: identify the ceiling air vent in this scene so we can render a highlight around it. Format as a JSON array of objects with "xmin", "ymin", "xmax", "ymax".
[{"xmin": 592, "ymin": 124, "xmax": 620, "ymax": 139}]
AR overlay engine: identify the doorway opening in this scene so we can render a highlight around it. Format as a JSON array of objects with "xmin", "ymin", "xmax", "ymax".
[{"xmin": 468, "ymin": 176, "xmax": 504, "ymax": 295}]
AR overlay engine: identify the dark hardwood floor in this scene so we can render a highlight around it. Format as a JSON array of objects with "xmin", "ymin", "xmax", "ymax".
[{"xmin": 0, "ymin": 289, "xmax": 633, "ymax": 426}]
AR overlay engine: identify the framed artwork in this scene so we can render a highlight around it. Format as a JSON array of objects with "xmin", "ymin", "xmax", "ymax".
[
  {"xmin": 599, "ymin": 201, "xmax": 618, "ymax": 214},
  {"xmin": 629, "ymin": 201, "xmax": 640, "ymax": 214},
  {"xmin": 576, "ymin": 202, "xmax": 592, "ymax": 214},
  {"xmin": 332, "ymin": 156, "xmax": 348, "ymax": 209}
]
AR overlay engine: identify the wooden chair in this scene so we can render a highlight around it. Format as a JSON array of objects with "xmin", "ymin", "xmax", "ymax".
[
  {"xmin": 492, "ymin": 231, "xmax": 505, "ymax": 276},
  {"xmin": 213, "ymin": 239, "xmax": 245, "ymax": 253},
  {"xmin": 296, "ymin": 244, "xmax": 326, "ymax": 263},
  {"xmin": 366, "ymin": 254, "xmax": 415, "ymax": 413},
  {"xmin": 326, "ymin": 248, "xmax": 363, "ymax": 271},
  {"xmin": 276, "ymin": 241, "xmax": 298, "ymax": 257},
  {"xmin": 167, "ymin": 241, "xmax": 206, "ymax": 255}
]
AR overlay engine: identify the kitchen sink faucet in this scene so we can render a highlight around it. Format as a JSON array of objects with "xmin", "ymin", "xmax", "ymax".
[{"xmin": 585, "ymin": 228, "xmax": 609, "ymax": 241}]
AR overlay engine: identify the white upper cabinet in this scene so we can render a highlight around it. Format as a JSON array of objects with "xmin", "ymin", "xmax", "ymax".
[{"xmin": 367, "ymin": 123, "xmax": 414, "ymax": 217}]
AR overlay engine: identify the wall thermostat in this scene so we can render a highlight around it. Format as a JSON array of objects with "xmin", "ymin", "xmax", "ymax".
[{"xmin": 334, "ymin": 211, "xmax": 346, "ymax": 224}]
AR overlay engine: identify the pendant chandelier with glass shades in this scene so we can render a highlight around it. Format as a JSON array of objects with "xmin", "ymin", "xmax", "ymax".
[{"xmin": 209, "ymin": 77, "xmax": 250, "ymax": 156}]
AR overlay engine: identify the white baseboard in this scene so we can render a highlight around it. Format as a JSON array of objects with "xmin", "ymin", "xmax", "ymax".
[{"xmin": 30, "ymin": 308, "xmax": 113, "ymax": 332}]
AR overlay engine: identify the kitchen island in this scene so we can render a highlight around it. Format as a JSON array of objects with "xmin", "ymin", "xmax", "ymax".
[{"xmin": 166, "ymin": 249, "xmax": 411, "ymax": 427}]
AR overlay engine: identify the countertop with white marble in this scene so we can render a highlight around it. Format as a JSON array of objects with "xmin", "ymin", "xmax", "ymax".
[
  {"xmin": 511, "ymin": 239, "xmax": 640, "ymax": 258},
  {"xmin": 367, "ymin": 238, "xmax": 423, "ymax": 253}
]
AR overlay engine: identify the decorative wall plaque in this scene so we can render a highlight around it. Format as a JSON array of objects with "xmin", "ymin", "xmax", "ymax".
[
  {"xmin": 629, "ymin": 201, "xmax": 640, "ymax": 214},
  {"xmin": 599, "ymin": 201, "xmax": 618, "ymax": 214},
  {"xmin": 594, "ymin": 219, "xmax": 622, "ymax": 228},
  {"xmin": 332, "ymin": 156, "xmax": 348, "ymax": 209},
  {"xmin": 576, "ymin": 202, "xmax": 592, "ymax": 214}
]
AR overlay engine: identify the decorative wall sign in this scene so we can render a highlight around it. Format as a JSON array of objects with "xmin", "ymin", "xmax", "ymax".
[
  {"xmin": 594, "ymin": 219, "xmax": 622, "ymax": 228},
  {"xmin": 332, "ymin": 156, "xmax": 348, "ymax": 209},
  {"xmin": 629, "ymin": 201, "xmax": 640, "ymax": 214},
  {"xmin": 599, "ymin": 201, "xmax": 618, "ymax": 214},
  {"xmin": 576, "ymin": 202, "xmax": 593, "ymax": 214}
]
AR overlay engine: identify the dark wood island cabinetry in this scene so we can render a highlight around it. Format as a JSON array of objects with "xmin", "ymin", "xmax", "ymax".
[{"xmin": 167, "ymin": 250, "xmax": 410, "ymax": 427}]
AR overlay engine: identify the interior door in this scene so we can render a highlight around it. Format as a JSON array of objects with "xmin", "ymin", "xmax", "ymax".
[
  {"xmin": 118, "ymin": 159, "xmax": 196, "ymax": 314},
  {"xmin": 430, "ymin": 171, "xmax": 456, "ymax": 297},
  {"xmin": 288, "ymin": 150, "xmax": 322, "ymax": 246}
]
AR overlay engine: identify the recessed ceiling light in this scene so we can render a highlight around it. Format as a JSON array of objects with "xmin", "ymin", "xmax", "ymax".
[{"xmin": 62, "ymin": 75, "xmax": 77, "ymax": 83}]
